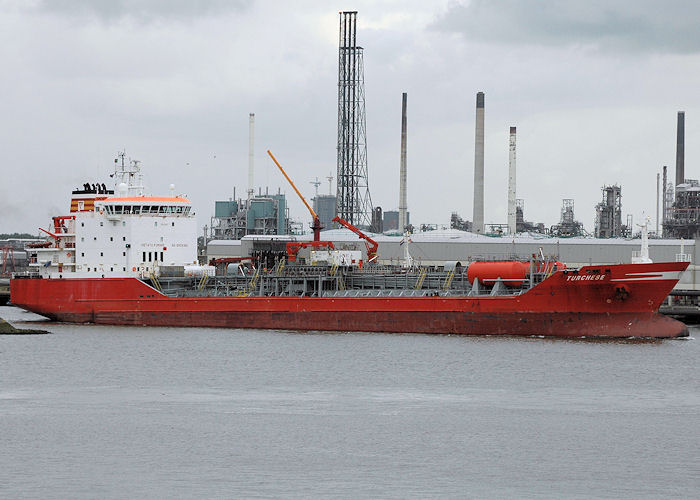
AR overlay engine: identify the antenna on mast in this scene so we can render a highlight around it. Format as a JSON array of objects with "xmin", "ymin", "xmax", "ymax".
[{"xmin": 310, "ymin": 177, "xmax": 321, "ymax": 198}]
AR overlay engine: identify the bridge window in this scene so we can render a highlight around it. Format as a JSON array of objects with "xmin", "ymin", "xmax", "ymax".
[
  {"xmin": 115, "ymin": 205, "xmax": 122, "ymax": 214},
  {"xmin": 160, "ymin": 251, "xmax": 163, "ymax": 261},
  {"xmin": 143, "ymin": 251, "xmax": 146, "ymax": 262},
  {"xmin": 159, "ymin": 206, "xmax": 167, "ymax": 214}
]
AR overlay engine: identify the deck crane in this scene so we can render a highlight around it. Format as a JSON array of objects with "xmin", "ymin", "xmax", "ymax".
[
  {"xmin": 267, "ymin": 150, "xmax": 334, "ymax": 262},
  {"xmin": 332, "ymin": 216, "xmax": 379, "ymax": 263}
]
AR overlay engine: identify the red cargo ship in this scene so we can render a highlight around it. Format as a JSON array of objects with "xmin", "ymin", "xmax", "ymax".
[{"xmin": 9, "ymin": 153, "xmax": 690, "ymax": 338}]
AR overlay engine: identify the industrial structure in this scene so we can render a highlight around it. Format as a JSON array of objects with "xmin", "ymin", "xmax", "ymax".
[
  {"xmin": 210, "ymin": 191, "xmax": 290, "ymax": 240},
  {"xmin": 663, "ymin": 111, "xmax": 700, "ymax": 239},
  {"xmin": 248, "ymin": 113, "xmax": 255, "ymax": 199},
  {"xmin": 551, "ymin": 199, "xmax": 584, "ymax": 237},
  {"xmin": 384, "ymin": 210, "xmax": 410, "ymax": 232},
  {"xmin": 472, "ymin": 92, "xmax": 485, "ymax": 234},
  {"xmin": 664, "ymin": 180, "xmax": 700, "ymax": 238},
  {"xmin": 507, "ymin": 126, "xmax": 517, "ymax": 235},
  {"xmin": 312, "ymin": 194, "xmax": 337, "ymax": 232},
  {"xmin": 450, "ymin": 212, "xmax": 472, "ymax": 232},
  {"xmin": 371, "ymin": 207, "xmax": 383, "ymax": 233},
  {"xmin": 209, "ymin": 113, "xmax": 291, "ymax": 240},
  {"xmin": 336, "ymin": 11, "xmax": 373, "ymax": 227},
  {"xmin": 676, "ymin": 111, "xmax": 685, "ymax": 188},
  {"xmin": 398, "ymin": 92, "xmax": 408, "ymax": 233},
  {"xmin": 595, "ymin": 185, "xmax": 623, "ymax": 238}
]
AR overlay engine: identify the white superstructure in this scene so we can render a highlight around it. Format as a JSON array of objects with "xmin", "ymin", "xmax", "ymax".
[{"xmin": 29, "ymin": 154, "xmax": 198, "ymax": 279}]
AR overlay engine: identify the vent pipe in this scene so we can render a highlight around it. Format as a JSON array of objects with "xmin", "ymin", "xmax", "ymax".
[
  {"xmin": 399, "ymin": 92, "xmax": 408, "ymax": 233},
  {"xmin": 507, "ymin": 126, "xmax": 517, "ymax": 235},
  {"xmin": 248, "ymin": 113, "xmax": 255, "ymax": 199},
  {"xmin": 472, "ymin": 92, "xmax": 485, "ymax": 234}
]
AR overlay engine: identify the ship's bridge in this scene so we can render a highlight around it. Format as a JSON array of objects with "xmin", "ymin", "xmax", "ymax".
[{"xmin": 98, "ymin": 196, "xmax": 192, "ymax": 217}]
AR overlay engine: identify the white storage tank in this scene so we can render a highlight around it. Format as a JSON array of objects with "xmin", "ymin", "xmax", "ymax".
[{"xmin": 183, "ymin": 265, "xmax": 216, "ymax": 277}]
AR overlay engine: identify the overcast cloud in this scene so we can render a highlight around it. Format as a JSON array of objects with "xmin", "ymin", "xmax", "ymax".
[
  {"xmin": 434, "ymin": 0, "xmax": 700, "ymax": 54},
  {"xmin": 35, "ymin": 0, "xmax": 251, "ymax": 23},
  {"xmin": 1, "ymin": 0, "xmax": 698, "ymax": 236}
]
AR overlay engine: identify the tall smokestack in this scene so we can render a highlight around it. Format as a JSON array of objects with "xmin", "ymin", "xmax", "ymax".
[
  {"xmin": 662, "ymin": 165, "xmax": 667, "ymax": 237},
  {"xmin": 398, "ymin": 92, "xmax": 408, "ymax": 233},
  {"xmin": 507, "ymin": 126, "xmax": 517, "ymax": 234},
  {"xmin": 473, "ymin": 92, "xmax": 485, "ymax": 234},
  {"xmin": 248, "ymin": 113, "xmax": 255, "ymax": 199},
  {"xmin": 656, "ymin": 172, "xmax": 660, "ymax": 236},
  {"xmin": 676, "ymin": 111, "xmax": 685, "ymax": 188}
]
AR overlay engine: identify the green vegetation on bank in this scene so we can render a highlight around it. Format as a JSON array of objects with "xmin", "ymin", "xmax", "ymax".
[{"xmin": 0, "ymin": 233, "xmax": 40, "ymax": 240}]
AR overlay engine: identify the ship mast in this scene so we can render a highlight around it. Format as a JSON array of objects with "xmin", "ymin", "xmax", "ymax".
[{"xmin": 112, "ymin": 150, "xmax": 145, "ymax": 196}]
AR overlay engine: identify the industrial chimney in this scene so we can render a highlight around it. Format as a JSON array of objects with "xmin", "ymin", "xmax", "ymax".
[
  {"xmin": 507, "ymin": 126, "xmax": 516, "ymax": 234},
  {"xmin": 473, "ymin": 92, "xmax": 485, "ymax": 234},
  {"xmin": 662, "ymin": 165, "xmax": 667, "ymax": 237},
  {"xmin": 399, "ymin": 92, "xmax": 408, "ymax": 233},
  {"xmin": 676, "ymin": 111, "xmax": 685, "ymax": 188},
  {"xmin": 656, "ymin": 172, "xmax": 660, "ymax": 236},
  {"xmin": 248, "ymin": 113, "xmax": 255, "ymax": 199}
]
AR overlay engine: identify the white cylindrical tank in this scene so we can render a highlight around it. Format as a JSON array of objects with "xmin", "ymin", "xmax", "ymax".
[{"xmin": 184, "ymin": 265, "xmax": 216, "ymax": 277}]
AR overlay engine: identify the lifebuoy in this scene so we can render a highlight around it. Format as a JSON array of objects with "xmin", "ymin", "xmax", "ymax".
[
  {"xmin": 66, "ymin": 252, "xmax": 71, "ymax": 257},
  {"xmin": 132, "ymin": 267, "xmax": 136, "ymax": 271}
]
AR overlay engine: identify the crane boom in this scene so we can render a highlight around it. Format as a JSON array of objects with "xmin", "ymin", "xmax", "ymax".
[
  {"xmin": 267, "ymin": 150, "xmax": 318, "ymax": 219},
  {"xmin": 332, "ymin": 216, "xmax": 379, "ymax": 263},
  {"xmin": 267, "ymin": 149, "xmax": 322, "ymax": 241}
]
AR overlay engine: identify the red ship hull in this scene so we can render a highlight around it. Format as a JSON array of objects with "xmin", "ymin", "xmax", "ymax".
[{"xmin": 10, "ymin": 262, "xmax": 689, "ymax": 338}]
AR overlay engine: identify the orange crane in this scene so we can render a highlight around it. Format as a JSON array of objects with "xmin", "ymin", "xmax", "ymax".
[
  {"xmin": 267, "ymin": 150, "xmax": 335, "ymax": 262},
  {"xmin": 267, "ymin": 150, "xmax": 323, "ymax": 241},
  {"xmin": 332, "ymin": 216, "xmax": 379, "ymax": 263}
]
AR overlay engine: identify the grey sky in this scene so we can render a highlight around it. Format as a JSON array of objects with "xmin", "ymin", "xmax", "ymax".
[
  {"xmin": 434, "ymin": 1, "xmax": 700, "ymax": 54},
  {"xmin": 1, "ymin": 0, "xmax": 698, "ymax": 235}
]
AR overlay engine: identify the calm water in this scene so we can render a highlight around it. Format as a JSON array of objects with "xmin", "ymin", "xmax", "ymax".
[{"xmin": 1, "ymin": 305, "xmax": 698, "ymax": 499}]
